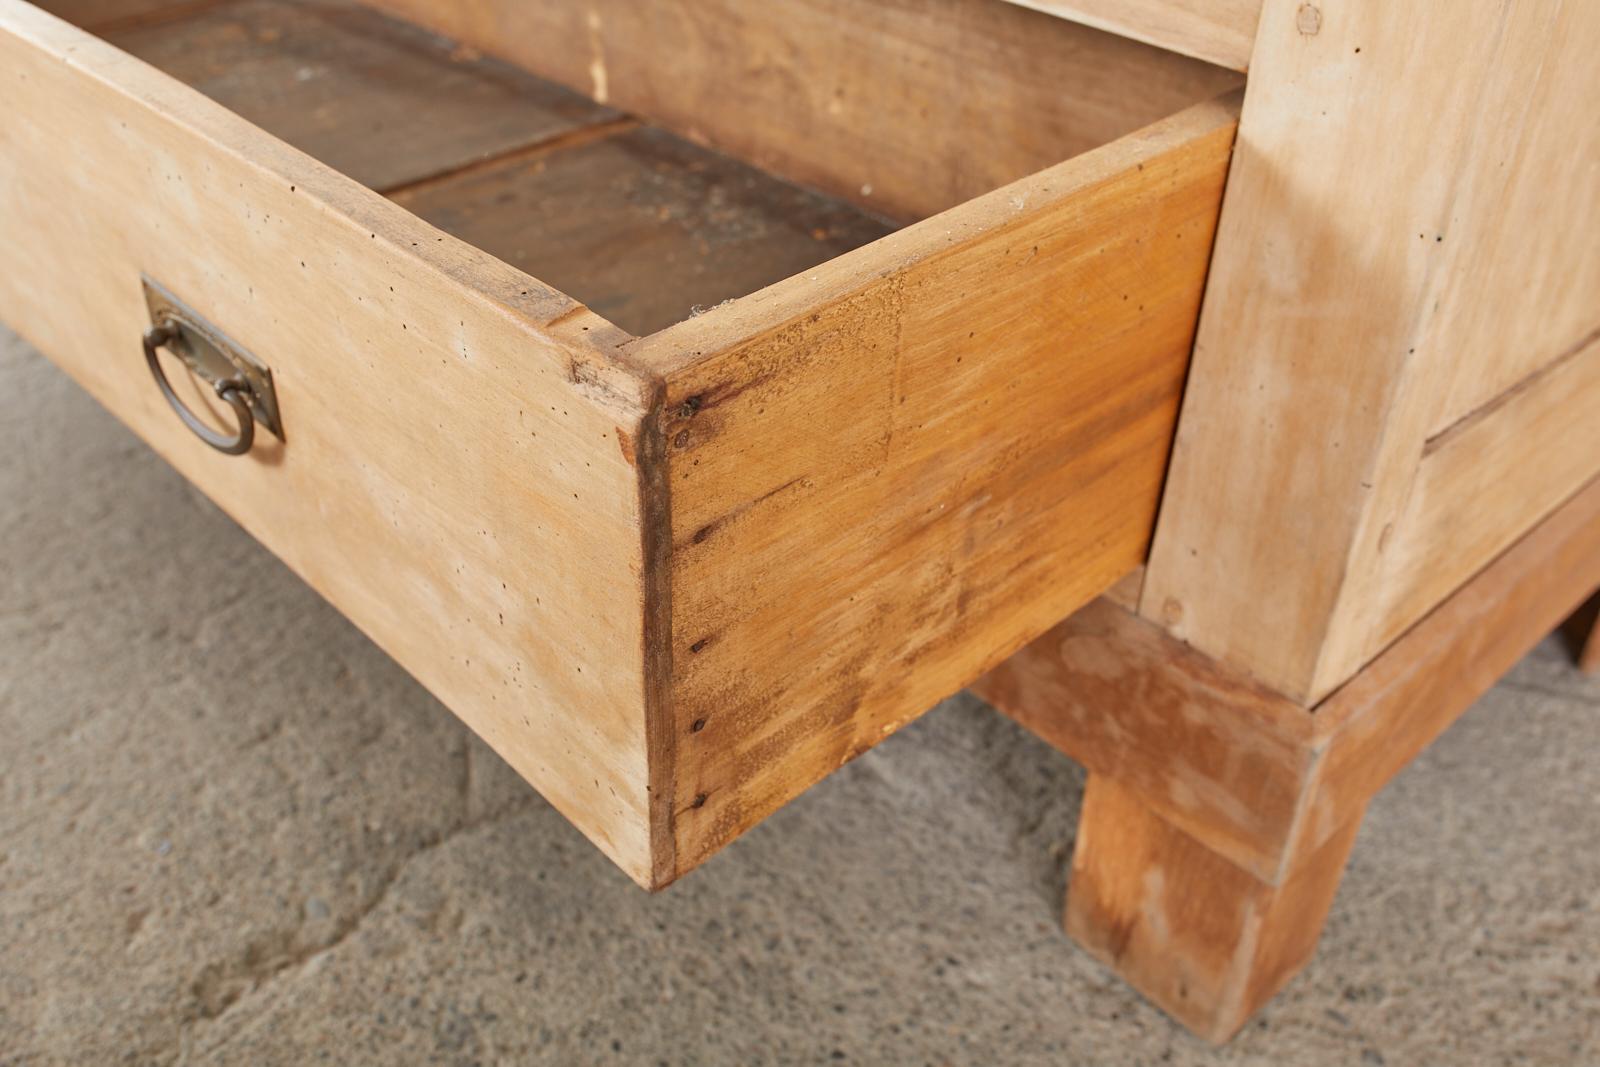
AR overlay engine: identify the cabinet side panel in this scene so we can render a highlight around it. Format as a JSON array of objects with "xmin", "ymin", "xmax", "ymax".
[{"xmin": 1143, "ymin": 0, "xmax": 1600, "ymax": 702}]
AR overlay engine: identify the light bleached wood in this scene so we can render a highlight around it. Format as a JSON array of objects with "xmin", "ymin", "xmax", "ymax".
[
  {"xmin": 356, "ymin": 0, "xmax": 1242, "ymax": 223},
  {"xmin": 1365, "ymin": 334, "xmax": 1600, "ymax": 659},
  {"xmin": 1421, "ymin": 4, "xmax": 1600, "ymax": 435},
  {"xmin": 635, "ymin": 95, "xmax": 1242, "ymax": 880},
  {"xmin": 0, "ymin": 1, "xmax": 662, "ymax": 883},
  {"xmin": 981, "ymin": 471, "xmax": 1600, "ymax": 885},
  {"xmin": 1295, "ymin": 472, "xmax": 1600, "ymax": 858},
  {"xmin": 999, "ymin": 0, "xmax": 1260, "ymax": 71},
  {"xmin": 1142, "ymin": 0, "xmax": 1600, "ymax": 704},
  {"xmin": 5, "ymin": 2, "xmax": 1241, "ymax": 889},
  {"xmin": 1069, "ymin": 775, "xmax": 1364, "ymax": 1044}
]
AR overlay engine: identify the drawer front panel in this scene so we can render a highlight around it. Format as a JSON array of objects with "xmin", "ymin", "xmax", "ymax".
[{"xmin": 0, "ymin": 4, "xmax": 657, "ymax": 881}]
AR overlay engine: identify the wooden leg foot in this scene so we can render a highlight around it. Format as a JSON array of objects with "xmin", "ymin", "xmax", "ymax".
[{"xmin": 1066, "ymin": 775, "xmax": 1363, "ymax": 1043}]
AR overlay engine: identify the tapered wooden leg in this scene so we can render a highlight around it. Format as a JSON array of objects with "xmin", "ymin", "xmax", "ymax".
[{"xmin": 1066, "ymin": 775, "xmax": 1364, "ymax": 1044}]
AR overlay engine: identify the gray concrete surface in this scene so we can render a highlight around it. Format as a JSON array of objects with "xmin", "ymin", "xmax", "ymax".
[{"xmin": 2, "ymin": 321, "xmax": 1598, "ymax": 1067}]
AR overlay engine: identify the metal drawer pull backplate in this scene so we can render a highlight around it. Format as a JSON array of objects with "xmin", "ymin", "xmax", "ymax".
[{"xmin": 140, "ymin": 276, "xmax": 284, "ymax": 455}]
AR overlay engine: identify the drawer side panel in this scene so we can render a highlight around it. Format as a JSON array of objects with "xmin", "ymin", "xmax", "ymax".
[{"xmin": 643, "ymin": 96, "xmax": 1241, "ymax": 878}]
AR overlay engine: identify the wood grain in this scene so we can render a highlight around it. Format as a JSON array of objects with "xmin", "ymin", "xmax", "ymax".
[
  {"xmin": 107, "ymin": 0, "xmax": 620, "ymax": 192},
  {"xmin": 975, "ymin": 597, "xmax": 1314, "ymax": 883},
  {"xmin": 637, "ymin": 96, "xmax": 1242, "ymax": 880},
  {"xmin": 998, "ymin": 0, "xmax": 1261, "ymax": 70},
  {"xmin": 1141, "ymin": 0, "xmax": 1600, "ymax": 703},
  {"xmin": 1421, "ymin": 3, "xmax": 1600, "ymax": 435},
  {"xmin": 981, "ymin": 472, "xmax": 1600, "ymax": 883},
  {"xmin": 0, "ymin": 1, "xmax": 661, "ymax": 883},
  {"xmin": 1068, "ymin": 775, "xmax": 1363, "ymax": 1044},
  {"xmin": 392, "ymin": 125, "xmax": 894, "ymax": 337},
  {"xmin": 1368, "ymin": 334, "xmax": 1600, "ymax": 657},
  {"xmin": 358, "ymin": 0, "xmax": 1242, "ymax": 222},
  {"xmin": 1297, "ymin": 473, "xmax": 1600, "ymax": 860}
]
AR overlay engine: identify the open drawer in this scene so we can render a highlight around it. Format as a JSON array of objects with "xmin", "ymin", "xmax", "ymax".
[{"xmin": 0, "ymin": 0, "xmax": 1241, "ymax": 887}]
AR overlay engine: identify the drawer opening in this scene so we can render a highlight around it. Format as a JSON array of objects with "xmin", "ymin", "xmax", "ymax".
[{"xmin": 42, "ymin": 0, "xmax": 1240, "ymax": 338}]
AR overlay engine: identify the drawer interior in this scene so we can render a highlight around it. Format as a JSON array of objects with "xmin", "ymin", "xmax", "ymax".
[{"xmin": 40, "ymin": 0, "xmax": 1239, "ymax": 337}]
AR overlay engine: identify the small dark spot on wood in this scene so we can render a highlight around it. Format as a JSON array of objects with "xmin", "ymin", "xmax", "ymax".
[
  {"xmin": 679, "ymin": 395, "xmax": 703, "ymax": 417},
  {"xmin": 691, "ymin": 718, "xmax": 707, "ymax": 732},
  {"xmin": 689, "ymin": 638, "xmax": 709, "ymax": 653},
  {"xmin": 673, "ymin": 429, "xmax": 691, "ymax": 448},
  {"xmin": 689, "ymin": 793, "xmax": 708, "ymax": 809},
  {"xmin": 691, "ymin": 525, "xmax": 712, "ymax": 544}
]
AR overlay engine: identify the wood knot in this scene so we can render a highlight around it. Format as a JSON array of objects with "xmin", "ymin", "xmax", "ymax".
[
  {"xmin": 1161, "ymin": 597, "xmax": 1185, "ymax": 625},
  {"xmin": 1296, "ymin": 4, "xmax": 1322, "ymax": 36}
]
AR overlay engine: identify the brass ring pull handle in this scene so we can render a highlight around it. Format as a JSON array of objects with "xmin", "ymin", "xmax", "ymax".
[
  {"xmin": 137, "ymin": 277, "xmax": 284, "ymax": 454},
  {"xmin": 143, "ymin": 321, "xmax": 256, "ymax": 455}
]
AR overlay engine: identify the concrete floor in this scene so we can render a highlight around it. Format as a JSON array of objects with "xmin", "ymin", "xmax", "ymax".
[{"xmin": 2, "ymin": 321, "xmax": 1598, "ymax": 1067}]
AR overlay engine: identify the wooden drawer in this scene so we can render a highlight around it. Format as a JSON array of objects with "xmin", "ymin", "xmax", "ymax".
[{"xmin": 0, "ymin": 0, "xmax": 1240, "ymax": 887}]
